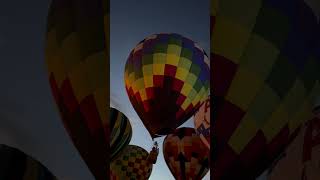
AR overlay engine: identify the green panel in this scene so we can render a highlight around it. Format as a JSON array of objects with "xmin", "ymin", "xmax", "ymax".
[
  {"xmin": 142, "ymin": 54, "xmax": 153, "ymax": 65},
  {"xmin": 248, "ymin": 85, "xmax": 280, "ymax": 127},
  {"xmin": 190, "ymin": 64, "xmax": 201, "ymax": 76},
  {"xmin": 180, "ymin": 48, "xmax": 193, "ymax": 59},
  {"xmin": 266, "ymin": 55, "xmax": 298, "ymax": 98},
  {"xmin": 300, "ymin": 56, "xmax": 320, "ymax": 92},
  {"xmin": 252, "ymin": 5, "xmax": 290, "ymax": 49},
  {"xmin": 154, "ymin": 43, "xmax": 167, "ymax": 53},
  {"xmin": 168, "ymin": 36, "xmax": 182, "ymax": 46},
  {"xmin": 193, "ymin": 79, "xmax": 203, "ymax": 92},
  {"xmin": 185, "ymin": 73, "xmax": 197, "ymax": 86},
  {"xmin": 178, "ymin": 57, "xmax": 192, "ymax": 70}
]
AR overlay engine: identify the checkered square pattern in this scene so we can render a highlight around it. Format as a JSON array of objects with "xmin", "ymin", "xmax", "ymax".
[
  {"xmin": 110, "ymin": 145, "xmax": 152, "ymax": 180},
  {"xmin": 124, "ymin": 33, "xmax": 210, "ymax": 138},
  {"xmin": 212, "ymin": 0, "xmax": 320, "ymax": 179}
]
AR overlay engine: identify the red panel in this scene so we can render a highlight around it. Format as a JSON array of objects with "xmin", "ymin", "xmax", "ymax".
[
  {"xmin": 60, "ymin": 78, "xmax": 80, "ymax": 113},
  {"xmin": 164, "ymin": 64, "xmax": 177, "ymax": 77},
  {"xmin": 79, "ymin": 95, "xmax": 103, "ymax": 137},
  {"xmin": 145, "ymin": 87, "xmax": 154, "ymax": 99},
  {"xmin": 213, "ymin": 144, "xmax": 239, "ymax": 179},
  {"xmin": 267, "ymin": 124, "xmax": 289, "ymax": 159},
  {"xmin": 213, "ymin": 100, "xmax": 245, "ymax": 143},
  {"xmin": 172, "ymin": 78, "xmax": 184, "ymax": 92},
  {"xmin": 49, "ymin": 74, "xmax": 60, "ymax": 103},
  {"xmin": 153, "ymin": 75, "xmax": 164, "ymax": 87},
  {"xmin": 212, "ymin": 54, "xmax": 238, "ymax": 97},
  {"xmin": 176, "ymin": 94, "xmax": 186, "ymax": 105}
]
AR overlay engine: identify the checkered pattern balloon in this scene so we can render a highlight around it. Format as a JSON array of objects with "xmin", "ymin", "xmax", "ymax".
[
  {"xmin": 212, "ymin": 0, "xmax": 320, "ymax": 179},
  {"xmin": 0, "ymin": 144, "xmax": 57, "ymax": 180},
  {"xmin": 110, "ymin": 107, "xmax": 132, "ymax": 160},
  {"xmin": 110, "ymin": 145, "xmax": 153, "ymax": 180},
  {"xmin": 194, "ymin": 95, "xmax": 210, "ymax": 149},
  {"xmin": 124, "ymin": 33, "xmax": 210, "ymax": 138},
  {"xmin": 45, "ymin": 0, "xmax": 109, "ymax": 179},
  {"xmin": 163, "ymin": 128, "xmax": 210, "ymax": 180}
]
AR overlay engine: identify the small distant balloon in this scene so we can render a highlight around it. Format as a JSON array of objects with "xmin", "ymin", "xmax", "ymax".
[{"xmin": 163, "ymin": 127, "xmax": 210, "ymax": 179}]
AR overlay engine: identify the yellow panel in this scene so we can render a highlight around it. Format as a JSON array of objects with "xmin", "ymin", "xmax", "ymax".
[
  {"xmin": 153, "ymin": 64, "xmax": 165, "ymax": 75},
  {"xmin": 85, "ymin": 51, "xmax": 106, "ymax": 90},
  {"xmin": 53, "ymin": 51, "xmax": 68, "ymax": 88},
  {"xmin": 153, "ymin": 53, "xmax": 167, "ymax": 64},
  {"xmin": 139, "ymin": 89, "xmax": 147, "ymax": 101},
  {"xmin": 192, "ymin": 94, "xmax": 201, "ymax": 106},
  {"xmin": 288, "ymin": 99, "xmax": 312, "ymax": 134},
  {"xmin": 166, "ymin": 54, "xmax": 180, "ymax": 66},
  {"xmin": 226, "ymin": 67, "xmax": 264, "ymax": 111},
  {"xmin": 60, "ymin": 32, "xmax": 83, "ymax": 73},
  {"xmin": 94, "ymin": 87, "xmax": 108, "ymax": 126},
  {"xmin": 181, "ymin": 83, "xmax": 192, "ymax": 97},
  {"xmin": 135, "ymin": 78, "xmax": 145, "ymax": 91},
  {"xmin": 68, "ymin": 61, "xmax": 91, "ymax": 102},
  {"xmin": 167, "ymin": 44, "xmax": 181, "ymax": 56},
  {"xmin": 181, "ymin": 98, "xmax": 192, "ymax": 110},
  {"xmin": 128, "ymin": 72, "xmax": 135, "ymax": 85},
  {"xmin": 229, "ymin": 113, "xmax": 258, "ymax": 154},
  {"xmin": 175, "ymin": 67, "xmax": 189, "ymax": 81},
  {"xmin": 262, "ymin": 103, "xmax": 289, "ymax": 142},
  {"xmin": 144, "ymin": 75, "xmax": 153, "ymax": 88},
  {"xmin": 212, "ymin": 17, "xmax": 251, "ymax": 64},
  {"xmin": 211, "ymin": 0, "xmax": 218, "ymax": 16},
  {"xmin": 143, "ymin": 64, "xmax": 153, "ymax": 76},
  {"xmin": 239, "ymin": 34, "xmax": 279, "ymax": 79}
]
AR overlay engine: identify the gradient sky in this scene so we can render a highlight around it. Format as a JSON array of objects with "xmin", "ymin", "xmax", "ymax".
[
  {"xmin": 109, "ymin": 0, "xmax": 210, "ymax": 179},
  {"xmin": 0, "ymin": 0, "xmax": 319, "ymax": 180}
]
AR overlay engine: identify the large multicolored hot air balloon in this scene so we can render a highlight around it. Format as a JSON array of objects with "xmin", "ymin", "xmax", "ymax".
[
  {"xmin": 110, "ymin": 107, "xmax": 132, "ymax": 160},
  {"xmin": 194, "ymin": 95, "xmax": 210, "ymax": 149},
  {"xmin": 110, "ymin": 145, "xmax": 153, "ymax": 180},
  {"xmin": 124, "ymin": 33, "xmax": 210, "ymax": 138},
  {"xmin": 163, "ymin": 127, "xmax": 210, "ymax": 180},
  {"xmin": 0, "ymin": 144, "xmax": 57, "ymax": 180},
  {"xmin": 212, "ymin": 0, "xmax": 320, "ymax": 179},
  {"xmin": 45, "ymin": 0, "xmax": 109, "ymax": 179}
]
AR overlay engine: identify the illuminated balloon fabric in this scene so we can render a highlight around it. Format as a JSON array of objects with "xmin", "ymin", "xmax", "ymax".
[
  {"xmin": 194, "ymin": 95, "xmax": 210, "ymax": 149},
  {"xmin": 110, "ymin": 107, "xmax": 132, "ymax": 160},
  {"xmin": 0, "ymin": 144, "xmax": 57, "ymax": 180},
  {"xmin": 45, "ymin": 0, "xmax": 109, "ymax": 179},
  {"xmin": 163, "ymin": 127, "xmax": 210, "ymax": 180},
  {"xmin": 124, "ymin": 33, "xmax": 210, "ymax": 138},
  {"xmin": 212, "ymin": 0, "xmax": 320, "ymax": 179},
  {"xmin": 110, "ymin": 145, "xmax": 153, "ymax": 180}
]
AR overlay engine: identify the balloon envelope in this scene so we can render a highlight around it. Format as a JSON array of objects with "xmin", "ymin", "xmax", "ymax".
[
  {"xmin": 110, "ymin": 107, "xmax": 132, "ymax": 160},
  {"xmin": 110, "ymin": 145, "xmax": 153, "ymax": 180},
  {"xmin": 45, "ymin": 0, "xmax": 109, "ymax": 179},
  {"xmin": 163, "ymin": 127, "xmax": 210, "ymax": 180},
  {"xmin": 124, "ymin": 33, "xmax": 210, "ymax": 138},
  {"xmin": 212, "ymin": 0, "xmax": 320, "ymax": 179},
  {"xmin": 0, "ymin": 144, "xmax": 57, "ymax": 180},
  {"xmin": 194, "ymin": 95, "xmax": 210, "ymax": 149}
]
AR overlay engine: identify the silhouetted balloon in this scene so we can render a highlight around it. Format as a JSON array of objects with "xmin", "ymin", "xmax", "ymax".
[
  {"xmin": 212, "ymin": 0, "xmax": 320, "ymax": 179},
  {"xmin": 110, "ymin": 107, "xmax": 132, "ymax": 160},
  {"xmin": 194, "ymin": 95, "xmax": 210, "ymax": 149},
  {"xmin": 124, "ymin": 33, "xmax": 210, "ymax": 138},
  {"xmin": 0, "ymin": 144, "xmax": 57, "ymax": 180},
  {"xmin": 110, "ymin": 145, "xmax": 153, "ymax": 180},
  {"xmin": 45, "ymin": 0, "xmax": 109, "ymax": 179},
  {"xmin": 163, "ymin": 127, "xmax": 210, "ymax": 180}
]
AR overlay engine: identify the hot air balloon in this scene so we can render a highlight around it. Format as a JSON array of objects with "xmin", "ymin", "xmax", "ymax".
[
  {"xmin": 163, "ymin": 127, "xmax": 210, "ymax": 180},
  {"xmin": 194, "ymin": 95, "xmax": 210, "ymax": 149},
  {"xmin": 212, "ymin": 0, "xmax": 320, "ymax": 179},
  {"xmin": 0, "ymin": 144, "xmax": 57, "ymax": 180},
  {"xmin": 267, "ymin": 96, "xmax": 320, "ymax": 180},
  {"xmin": 110, "ymin": 145, "xmax": 153, "ymax": 180},
  {"xmin": 110, "ymin": 107, "xmax": 132, "ymax": 160},
  {"xmin": 45, "ymin": 0, "xmax": 109, "ymax": 179},
  {"xmin": 124, "ymin": 33, "xmax": 210, "ymax": 139}
]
